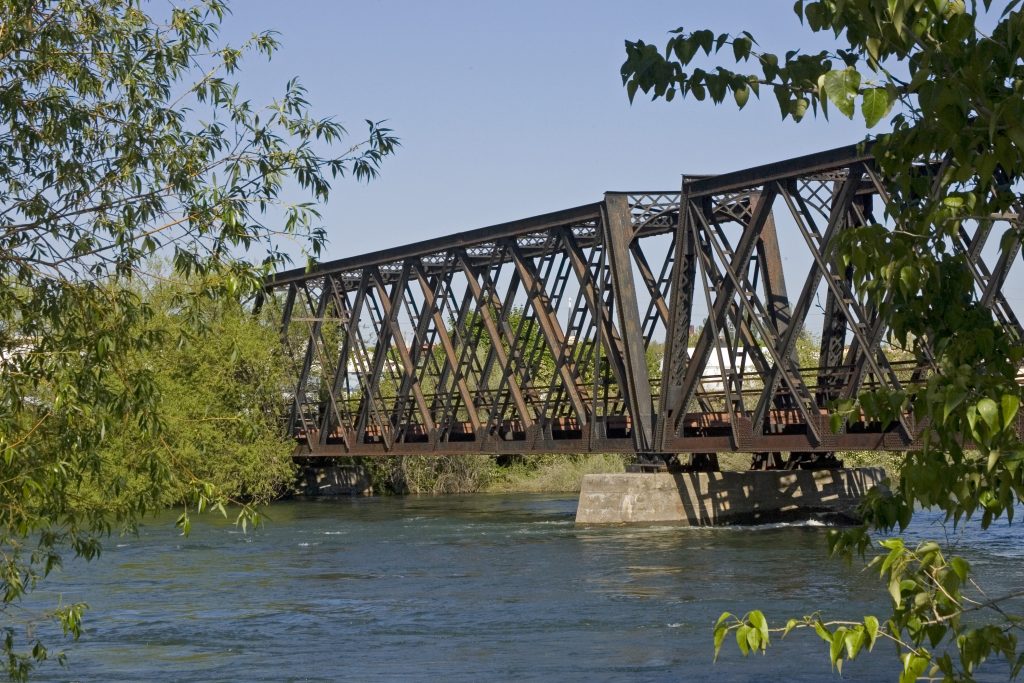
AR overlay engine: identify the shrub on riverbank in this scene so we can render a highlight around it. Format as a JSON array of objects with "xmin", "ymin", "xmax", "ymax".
[
  {"xmin": 365, "ymin": 455, "xmax": 497, "ymax": 494},
  {"xmin": 484, "ymin": 454, "xmax": 630, "ymax": 493},
  {"xmin": 362, "ymin": 453, "xmax": 631, "ymax": 494},
  {"xmin": 87, "ymin": 275, "xmax": 296, "ymax": 510}
]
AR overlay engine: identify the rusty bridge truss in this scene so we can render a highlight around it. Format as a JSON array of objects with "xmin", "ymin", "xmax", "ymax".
[{"xmin": 261, "ymin": 144, "xmax": 1022, "ymax": 464}]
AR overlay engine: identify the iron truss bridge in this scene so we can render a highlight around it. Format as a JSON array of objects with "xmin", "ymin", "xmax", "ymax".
[{"xmin": 261, "ymin": 144, "xmax": 1023, "ymax": 465}]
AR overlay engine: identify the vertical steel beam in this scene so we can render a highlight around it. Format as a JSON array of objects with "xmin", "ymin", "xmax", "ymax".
[
  {"xmin": 756, "ymin": 211, "xmax": 794, "ymax": 358},
  {"xmin": 659, "ymin": 197, "xmax": 698, "ymax": 443},
  {"xmin": 602, "ymin": 193, "xmax": 655, "ymax": 451}
]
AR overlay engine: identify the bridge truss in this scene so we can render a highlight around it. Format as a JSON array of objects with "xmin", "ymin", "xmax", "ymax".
[{"xmin": 262, "ymin": 144, "xmax": 1022, "ymax": 462}]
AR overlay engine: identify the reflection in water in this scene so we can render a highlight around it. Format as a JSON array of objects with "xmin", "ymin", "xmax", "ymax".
[{"xmin": 24, "ymin": 494, "xmax": 1022, "ymax": 682}]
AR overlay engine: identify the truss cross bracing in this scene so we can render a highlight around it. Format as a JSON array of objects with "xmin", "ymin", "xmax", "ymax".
[{"xmin": 262, "ymin": 144, "xmax": 1024, "ymax": 458}]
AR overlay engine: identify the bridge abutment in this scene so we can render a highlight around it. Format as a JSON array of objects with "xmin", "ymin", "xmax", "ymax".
[{"xmin": 575, "ymin": 468, "xmax": 885, "ymax": 525}]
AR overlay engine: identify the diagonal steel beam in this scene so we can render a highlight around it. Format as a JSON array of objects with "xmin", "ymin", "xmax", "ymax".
[
  {"xmin": 369, "ymin": 266, "xmax": 436, "ymax": 438},
  {"xmin": 509, "ymin": 242, "xmax": 588, "ymax": 423},
  {"xmin": 458, "ymin": 249, "xmax": 534, "ymax": 429},
  {"xmin": 673, "ymin": 186, "xmax": 777, "ymax": 437},
  {"xmin": 289, "ymin": 277, "xmax": 331, "ymax": 441},
  {"xmin": 318, "ymin": 272, "xmax": 369, "ymax": 448}
]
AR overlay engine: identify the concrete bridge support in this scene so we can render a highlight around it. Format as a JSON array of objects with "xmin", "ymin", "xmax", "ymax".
[{"xmin": 575, "ymin": 468, "xmax": 885, "ymax": 525}]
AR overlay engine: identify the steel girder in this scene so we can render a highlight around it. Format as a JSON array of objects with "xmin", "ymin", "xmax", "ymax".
[{"xmin": 263, "ymin": 144, "xmax": 1023, "ymax": 457}]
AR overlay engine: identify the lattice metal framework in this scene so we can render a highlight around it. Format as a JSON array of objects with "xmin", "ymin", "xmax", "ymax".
[{"xmin": 261, "ymin": 144, "xmax": 1023, "ymax": 458}]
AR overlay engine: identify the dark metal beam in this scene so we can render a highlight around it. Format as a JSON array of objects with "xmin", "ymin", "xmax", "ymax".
[
  {"xmin": 603, "ymin": 194, "xmax": 655, "ymax": 450},
  {"xmin": 268, "ymin": 143, "xmax": 1021, "ymax": 458},
  {"xmin": 683, "ymin": 143, "xmax": 873, "ymax": 198},
  {"xmin": 267, "ymin": 203, "xmax": 604, "ymax": 288}
]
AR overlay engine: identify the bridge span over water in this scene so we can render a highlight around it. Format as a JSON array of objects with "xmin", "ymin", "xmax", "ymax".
[{"xmin": 261, "ymin": 144, "xmax": 1023, "ymax": 467}]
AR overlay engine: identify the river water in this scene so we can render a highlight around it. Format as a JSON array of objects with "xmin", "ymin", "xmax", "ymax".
[{"xmin": 26, "ymin": 494, "xmax": 1023, "ymax": 682}]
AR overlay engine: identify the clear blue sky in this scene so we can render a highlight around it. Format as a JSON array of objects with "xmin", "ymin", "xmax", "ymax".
[{"xmin": 220, "ymin": 1, "xmax": 873, "ymax": 261}]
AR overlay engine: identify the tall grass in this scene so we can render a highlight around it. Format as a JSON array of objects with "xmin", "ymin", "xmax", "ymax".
[{"xmin": 485, "ymin": 454, "xmax": 631, "ymax": 493}]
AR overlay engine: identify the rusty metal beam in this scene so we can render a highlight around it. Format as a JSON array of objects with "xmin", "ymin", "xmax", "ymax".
[
  {"xmin": 603, "ymin": 194, "xmax": 655, "ymax": 450},
  {"xmin": 268, "ymin": 143, "xmax": 1020, "ymax": 458}
]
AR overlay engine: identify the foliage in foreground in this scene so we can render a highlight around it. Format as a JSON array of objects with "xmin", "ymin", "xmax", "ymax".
[
  {"xmin": 0, "ymin": 0, "xmax": 396, "ymax": 679},
  {"xmin": 96, "ymin": 274, "xmax": 297, "ymax": 510},
  {"xmin": 622, "ymin": 0, "xmax": 1024, "ymax": 679}
]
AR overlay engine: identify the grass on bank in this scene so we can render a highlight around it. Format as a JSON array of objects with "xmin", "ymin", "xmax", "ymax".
[{"xmin": 484, "ymin": 454, "xmax": 631, "ymax": 493}]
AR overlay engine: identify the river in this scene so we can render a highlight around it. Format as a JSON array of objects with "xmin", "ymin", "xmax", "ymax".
[{"xmin": 25, "ymin": 494, "xmax": 1023, "ymax": 681}]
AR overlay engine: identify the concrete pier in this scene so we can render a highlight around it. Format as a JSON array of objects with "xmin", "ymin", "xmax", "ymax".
[{"xmin": 575, "ymin": 468, "xmax": 885, "ymax": 525}]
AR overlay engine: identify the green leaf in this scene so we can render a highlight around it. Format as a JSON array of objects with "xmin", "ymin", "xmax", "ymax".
[
  {"xmin": 746, "ymin": 624, "xmax": 761, "ymax": 653},
  {"xmin": 861, "ymin": 87, "xmax": 893, "ymax": 127},
  {"xmin": 844, "ymin": 627, "xmax": 866, "ymax": 660},
  {"xmin": 900, "ymin": 653, "xmax": 929, "ymax": 683},
  {"xmin": 888, "ymin": 576, "xmax": 903, "ymax": 606},
  {"xmin": 747, "ymin": 610, "xmax": 770, "ymax": 650},
  {"xmin": 792, "ymin": 97, "xmax": 810, "ymax": 121},
  {"xmin": 977, "ymin": 398, "xmax": 1000, "ymax": 433},
  {"xmin": 713, "ymin": 623, "xmax": 729, "ymax": 661},
  {"xmin": 736, "ymin": 625, "xmax": 751, "ymax": 656},
  {"xmin": 672, "ymin": 37, "xmax": 699, "ymax": 65},
  {"xmin": 864, "ymin": 616, "xmax": 880, "ymax": 651},
  {"xmin": 987, "ymin": 449, "xmax": 1000, "ymax": 472},
  {"xmin": 899, "ymin": 265, "xmax": 918, "ymax": 295},
  {"xmin": 889, "ymin": 0, "xmax": 907, "ymax": 37},
  {"xmin": 693, "ymin": 29, "xmax": 714, "ymax": 55},
  {"xmin": 821, "ymin": 68, "xmax": 861, "ymax": 118},
  {"xmin": 944, "ymin": 387, "xmax": 967, "ymax": 424},
  {"xmin": 814, "ymin": 621, "xmax": 832, "ymax": 643},
  {"xmin": 830, "ymin": 628, "xmax": 846, "ymax": 669},
  {"xmin": 1001, "ymin": 394, "xmax": 1020, "ymax": 432},
  {"xmin": 865, "ymin": 36, "xmax": 882, "ymax": 61},
  {"xmin": 734, "ymin": 85, "xmax": 750, "ymax": 108},
  {"xmin": 732, "ymin": 37, "xmax": 752, "ymax": 61}
]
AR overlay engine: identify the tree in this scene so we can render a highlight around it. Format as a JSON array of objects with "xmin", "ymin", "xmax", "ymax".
[
  {"xmin": 94, "ymin": 271, "xmax": 298, "ymax": 510},
  {"xmin": 622, "ymin": 1, "xmax": 1024, "ymax": 679},
  {"xmin": 0, "ymin": 1, "xmax": 397, "ymax": 679}
]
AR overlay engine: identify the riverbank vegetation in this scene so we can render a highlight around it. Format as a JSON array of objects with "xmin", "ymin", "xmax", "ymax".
[
  {"xmin": 92, "ymin": 273, "xmax": 297, "ymax": 509},
  {"xmin": 360, "ymin": 453, "xmax": 632, "ymax": 495},
  {"xmin": 350, "ymin": 450, "xmax": 899, "ymax": 496},
  {"xmin": 0, "ymin": 0, "xmax": 398, "ymax": 678}
]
